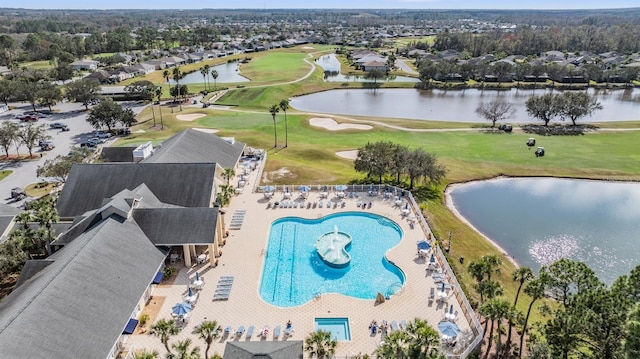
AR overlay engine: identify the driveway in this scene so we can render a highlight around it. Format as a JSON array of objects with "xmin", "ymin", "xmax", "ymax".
[{"xmin": 1, "ymin": 101, "xmax": 146, "ymax": 207}]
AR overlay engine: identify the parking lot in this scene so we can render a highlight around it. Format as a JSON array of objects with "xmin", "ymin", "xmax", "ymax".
[{"xmin": 1, "ymin": 101, "xmax": 146, "ymax": 207}]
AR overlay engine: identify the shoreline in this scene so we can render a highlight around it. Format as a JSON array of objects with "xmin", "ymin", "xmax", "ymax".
[{"xmin": 444, "ymin": 179, "xmax": 521, "ymax": 268}]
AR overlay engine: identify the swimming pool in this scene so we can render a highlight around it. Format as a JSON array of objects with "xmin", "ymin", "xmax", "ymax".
[
  {"xmin": 259, "ymin": 212, "xmax": 405, "ymax": 307},
  {"xmin": 315, "ymin": 317, "xmax": 352, "ymax": 341}
]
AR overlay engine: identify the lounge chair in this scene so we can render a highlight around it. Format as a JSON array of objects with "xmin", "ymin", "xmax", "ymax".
[
  {"xmin": 217, "ymin": 282, "xmax": 233, "ymax": 288},
  {"xmin": 246, "ymin": 325, "xmax": 255, "ymax": 338},
  {"xmin": 220, "ymin": 276, "xmax": 234, "ymax": 280},
  {"xmin": 213, "ymin": 292, "xmax": 230, "ymax": 301},
  {"xmin": 235, "ymin": 326, "xmax": 245, "ymax": 338},
  {"xmin": 312, "ymin": 202, "xmax": 317, "ymax": 208},
  {"xmin": 284, "ymin": 326, "xmax": 294, "ymax": 337},
  {"xmin": 319, "ymin": 201, "xmax": 323, "ymax": 208},
  {"xmin": 273, "ymin": 325, "xmax": 281, "ymax": 338},
  {"xmin": 341, "ymin": 201, "xmax": 346, "ymax": 208},
  {"xmin": 261, "ymin": 326, "xmax": 269, "ymax": 338},
  {"xmin": 401, "ymin": 320, "xmax": 408, "ymax": 329},
  {"xmin": 428, "ymin": 288, "xmax": 435, "ymax": 303},
  {"xmin": 391, "ymin": 321, "xmax": 399, "ymax": 331},
  {"xmin": 224, "ymin": 326, "xmax": 233, "ymax": 336}
]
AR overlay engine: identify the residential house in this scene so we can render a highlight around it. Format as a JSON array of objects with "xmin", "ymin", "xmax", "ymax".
[
  {"xmin": 70, "ymin": 60, "xmax": 100, "ymax": 71},
  {"xmin": 363, "ymin": 60, "xmax": 388, "ymax": 72}
]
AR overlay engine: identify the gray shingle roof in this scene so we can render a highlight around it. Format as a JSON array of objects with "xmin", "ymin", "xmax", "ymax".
[
  {"xmin": 56, "ymin": 162, "xmax": 216, "ymax": 217},
  {"xmin": 0, "ymin": 216, "xmax": 166, "ymax": 359},
  {"xmin": 133, "ymin": 207, "xmax": 218, "ymax": 245},
  {"xmin": 223, "ymin": 340, "xmax": 304, "ymax": 359},
  {"xmin": 101, "ymin": 146, "xmax": 136, "ymax": 162},
  {"xmin": 142, "ymin": 129, "xmax": 245, "ymax": 169}
]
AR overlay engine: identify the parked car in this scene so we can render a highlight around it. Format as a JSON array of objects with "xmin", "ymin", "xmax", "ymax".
[
  {"xmin": 19, "ymin": 115, "xmax": 39, "ymax": 122},
  {"xmin": 88, "ymin": 137, "xmax": 103, "ymax": 145},
  {"xmin": 93, "ymin": 131, "xmax": 112, "ymax": 139},
  {"xmin": 40, "ymin": 141, "xmax": 55, "ymax": 151},
  {"xmin": 50, "ymin": 122, "xmax": 67, "ymax": 129},
  {"xmin": 80, "ymin": 142, "xmax": 96, "ymax": 148}
]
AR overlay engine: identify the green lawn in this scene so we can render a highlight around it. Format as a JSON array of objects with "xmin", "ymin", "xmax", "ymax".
[
  {"xmin": 22, "ymin": 60, "xmax": 52, "ymax": 70},
  {"xmin": 0, "ymin": 170, "xmax": 11, "ymax": 181}
]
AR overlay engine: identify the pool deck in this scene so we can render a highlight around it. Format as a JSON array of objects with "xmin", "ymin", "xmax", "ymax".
[{"xmin": 132, "ymin": 174, "xmax": 474, "ymax": 357}]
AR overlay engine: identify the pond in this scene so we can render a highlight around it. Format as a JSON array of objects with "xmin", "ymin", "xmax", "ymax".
[
  {"xmin": 449, "ymin": 178, "xmax": 640, "ymax": 283},
  {"xmin": 169, "ymin": 62, "xmax": 249, "ymax": 84},
  {"xmin": 290, "ymin": 88, "xmax": 640, "ymax": 123},
  {"xmin": 315, "ymin": 54, "xmax": 419, "ymax": 83}
]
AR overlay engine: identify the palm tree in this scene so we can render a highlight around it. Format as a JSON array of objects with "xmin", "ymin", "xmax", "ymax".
[
  {"xmin": 211, "ymin": 69, "xmax": 218, "ymax": 90},
  {"xmin": 167, "ymin": 338, "xmax": 200, "ymax": 359},
  {"xmin": 268, "ymin": 104, "xmax": 279, "ymax": 148},
  {"xmin": 405, "ymin": 318, "xmax": 442, "ymax": 358},
  {"xmin": 304, "ymin": 330, "xmax": 337, "ymax": 359},
  {"xmin": 172, "ymin": 67, "xmax": 183, "ymax": 111},
  {"xmin": 279, "ymin": 99, "xmax": 290, "ymax": 147},
  {"xmin": 194, "ymin": 320, "xmax": 222, "ymax": 359},
  {"xmin": 519, "ymin": 278, "xmax": 546, "ymax": 358},
  {"xmin": 155, "ymin": 86, "xmax": 164, "ymax": 129},
  {"xmin": 199, "ymin": 67, "xmax": 206, "ymax": 91},
  {"xmin": 134, "ymin": 350, "xmax": 159, "ymax": 359},
  {"xmin": 507, "ymin": 267, "xmax": 534, "ymax": 353},
  {"xmin": 163, "ymin": 69, "xmax": 170, "ymax": 85},
  {"xmin": 150, "ymin": 318, "xmax": 179, "ymax": 355},
  {"xmin": 223, "ymin": 168, "xmax": 235, "ymax": 185},
  {"xmin": 376, "ymin": 330, "xmax": 411, "ymax": 358},
  {"xmin": 202, "ymin": 64, "xmax": 210, "ymax": 91},
  {"xmin": 480, "ymin": 298, "xmax": 510, "ymax": 358}
]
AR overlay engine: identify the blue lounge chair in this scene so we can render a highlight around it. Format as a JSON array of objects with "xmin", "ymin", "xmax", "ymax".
[
  {"xmin": 246, "ymin": 325, "xmax": 255, "ymax": 338},
  {"xmin": 224, "ymin": 326, "xmax": 232, "ymax": 335},
  {"xmin": 220, "ymin": 276, "xmax": 234, "ymax": 280},
  {"xmin": 401, "ymin": 320, "xmax": 408, "ymax": 329},
  {"xmin": 391, "ymin": 321, "xmax": 399, "ymax": 331},
  {"xmin": 284, "ymin": 326, "xmax": 293, "ymax": 336},
  {"xmin": 235, "ymin": 326, "xmax": 245, "ymax": 338},
  {"xmin": 273, "ymin": 325, "xmax": 281, "ymax": 338},
  {"xmin": 213, "ymin": 292, "xmax": 229, "ymax": 301}
]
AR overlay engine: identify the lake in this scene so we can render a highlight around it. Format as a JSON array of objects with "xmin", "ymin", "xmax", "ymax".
[
  {"xmin": 449, "ymin": 178, "xmax": 640, "ymax": 283},
  {"xmin": 169, "ymin": 62, "xmax": 249, "ymax": 84},
  {"xmin": 315, "ymin": 54, "xmax": 420, "ymax": 83},
  {"xmin": 290, "ymin": 88, "xmax": 640, "ymax": 123}
]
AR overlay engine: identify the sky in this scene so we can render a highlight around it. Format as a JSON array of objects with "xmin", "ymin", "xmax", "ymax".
[{"xmin": 8, "ymin": 0, "xmax": 640, "ymax": 10}]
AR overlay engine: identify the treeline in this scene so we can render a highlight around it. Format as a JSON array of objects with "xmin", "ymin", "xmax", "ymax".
[
  {"xmin": 432, "ymin": 25, "xmax": 640, "ymax": 57},
  {"xmin": 354, "ymin": 141, "xmax": 446, "ymax": 189},
  {"xmin": 468, "ymin": 255, "xmax": 640, "ymax": 358}
]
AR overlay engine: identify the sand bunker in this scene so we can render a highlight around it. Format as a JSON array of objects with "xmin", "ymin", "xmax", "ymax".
[
  {"xmin": 193, "ymin": 128, "xmax": 219, "ymax": 134},
  {"xmin": 336, "ymin": 150, "xmax": 358, "ymax": 160},
  {"xmin": 309, "ymin": 117, "xmax": 372, "ymax": 131},
  {"xmin": 302, "ymin": 46, "xmax": 315, "ymax": 50},
  {"xmin": 176, "ymin": 113, "xmax": 206, "ymax": 121}
]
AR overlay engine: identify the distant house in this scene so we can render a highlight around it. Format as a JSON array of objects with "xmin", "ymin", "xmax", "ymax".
[
  {"xmin": 363, "ymin": 60, "xmax": 388, "ymax": 72},
  {"xmin": 143, "ymin": 60, "xmax": 167, "ymax": 70},
  {"xmin": 70, "ymin": 60, "xmax": 100, "ymax": 71}
]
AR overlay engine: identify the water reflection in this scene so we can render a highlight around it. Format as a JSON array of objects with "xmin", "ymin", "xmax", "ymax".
[
  {"xmin": 169, "ymin": 62, "xmax": 249, "ymax": 84},
  {"xmin": 291, "ymin": 88, "xmax": 640, "ymax": 123},
  {"xmin": 450, "ymin": 178, "xmax": 640, "ymax": 283},
  {"xmin": 315, "ymin": 54, "xmax": 419, "ymax": 83}
]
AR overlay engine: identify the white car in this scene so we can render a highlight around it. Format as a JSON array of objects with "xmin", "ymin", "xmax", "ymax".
[
  {"xmin": 93, "ymin": 131, "xmax": 112, "ymax": 139},
  {"xmin": 88, "ymin": 137, "xmax": 105, "ymax": 144}
]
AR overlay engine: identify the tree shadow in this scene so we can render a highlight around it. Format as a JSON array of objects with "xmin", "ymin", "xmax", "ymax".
[{"xmin": 521, "ymin": 124, "xmax": 599, "ymax": 136}]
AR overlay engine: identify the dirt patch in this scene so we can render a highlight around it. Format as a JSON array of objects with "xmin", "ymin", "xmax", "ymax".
[
  {"xmin": 262, "ymin": 167, "xmax": 296, "ymax": 183},
  {"xmin": 135, "ymin": 296, "xmax": 166, "ymax": 334},
  {"xmin": 335, "ymin": 150, "xmax": 358, "ymax": 160},
  {"xmin": 176, "ymin": 113, "xmax": 207, "ymax": 121},
  {"xmin": 193, "ymin": 128, "xmax": 220, "ymax": 134},
  {"xmin": 309, "ymin": 117, "xmax": 372, "ymax": 131}
]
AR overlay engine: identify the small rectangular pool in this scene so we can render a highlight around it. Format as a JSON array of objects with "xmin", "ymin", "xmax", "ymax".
[{"xmin": 314, "ymin": 317, "xmax": 351, "ymax": 341}]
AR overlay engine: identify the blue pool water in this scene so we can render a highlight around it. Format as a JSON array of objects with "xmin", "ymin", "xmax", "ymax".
[
  {"xmin": 259, "ymin": 212, "xmax": 405, "ymax": 307},
  {"xmin": 315, "ymin": 317, "xmax": 352, "ymax": 341}
]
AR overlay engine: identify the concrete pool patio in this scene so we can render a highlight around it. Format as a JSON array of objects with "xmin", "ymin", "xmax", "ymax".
[{"xmin": 131, "ymin": 170, "xmax": 479, "ymax": 357}]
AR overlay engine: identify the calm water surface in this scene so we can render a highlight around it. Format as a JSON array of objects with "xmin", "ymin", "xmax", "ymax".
[
  {"xmin": 290, "ymin": 88, "xmax": 640, "ymax": 123},
  {"xmin": 315, "ymin": 54, "xmax": 419, "ymax": 83},
  {"xmin": 450, "ymin": 178, "xmax": 640, "ymax": 283},
  {"xmin": 169, "ymin": 62, "xmax": 249, "ymax": 84}
]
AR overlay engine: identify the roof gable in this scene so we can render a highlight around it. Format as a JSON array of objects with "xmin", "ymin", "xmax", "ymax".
[
  {"xmin": 142, "ymin": 129, "xmax": 245, "ymax": 169},
  {"xmin": 56, "ymin": 163, "xmax": 216, "ymax": 217}
]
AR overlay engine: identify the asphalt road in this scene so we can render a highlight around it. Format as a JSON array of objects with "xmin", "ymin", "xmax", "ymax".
[{"xmin": 1, "ymin": 101, "xmax": 146, "ymax": 207}]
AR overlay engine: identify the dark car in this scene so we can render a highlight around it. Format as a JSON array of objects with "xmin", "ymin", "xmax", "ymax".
[
  {"xmin": 40, "ymin": 141, "xmax": 55, "ymax": 151},
  {"xmin": 80, "ymin": 142, "xmax": 97, "ymax": 148},
  {"xmin": 50, "ymin": 122, "xmax": 68, "ymax": 130},
  {"xmin": 11, "ymin": 187, "xmax": 26, "ymax": 201}
]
